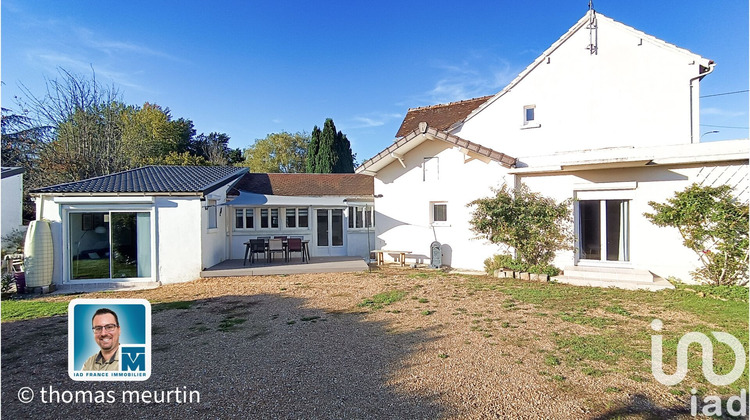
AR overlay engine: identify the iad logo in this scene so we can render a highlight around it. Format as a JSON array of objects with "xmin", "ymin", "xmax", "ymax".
[{"xmin": 650, "ymin": 319, "xmax": 746, "ymax": 386}]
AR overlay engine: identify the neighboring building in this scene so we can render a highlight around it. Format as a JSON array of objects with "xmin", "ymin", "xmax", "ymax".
[
  {"xmin": 356, "ymin": 10, "xmax": 749, "ymax": 286},
  {"xmin": 1, "ymin": 167, "xmax": 25, "ymax": 239},
  {"xmin": 30, "ymin": 167, "xmax": 375, "ymax": 287}
]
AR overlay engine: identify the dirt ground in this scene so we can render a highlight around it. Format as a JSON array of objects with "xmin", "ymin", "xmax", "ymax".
[{"xmin": 1, "ymin": 268, "xmax": 714, "ymax": 419}]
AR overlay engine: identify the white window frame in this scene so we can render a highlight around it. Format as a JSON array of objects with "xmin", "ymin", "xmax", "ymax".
[
  {"xmin": 207, "ymin": 199, "xmax": 218, "ymax": 230},
  {"xmin": 235, "ymin": 208, "xmax": 255, "ymax": 230},
  {"xmin": 430, "ymin": 202, "xmax": 449, "ymax": 226},
  {"xmin": 574, "ymin": 183, "xmax": 636, "ymax": 267},
  {"xmin": 260, "ymin": 208, "xmax": 280, "ymax": 229},
  {"xmin": 285, "ymin": 207, "xmax": 310, "ymax": 229},
  {"xmin": 521, "ymin": 104, "xmax": 540, "ymax": 129},
  {"xmin": 347, "ymin": 205, "xmax": 374, "ymax": 230}
]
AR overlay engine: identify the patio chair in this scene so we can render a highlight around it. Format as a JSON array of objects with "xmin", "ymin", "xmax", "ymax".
[
  {"xmin": 287, "ymin": 238, "xmax": 305, "ymax": 263},
  {"xmin": 268, "ymin": 238, "xmax": 285, "ymax": 263},
  {"xmin": 249, "ymin": 239, "xmax": 267, "ymax": 265}
]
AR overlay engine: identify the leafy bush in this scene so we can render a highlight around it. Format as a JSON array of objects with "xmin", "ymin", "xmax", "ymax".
[
  {"xmin": 1, "ymin": 272, "xmax": 15, "ymax": 293},
  {"xmin": 469, "ymin": 184, "xmax": 572, "ymax": 268},
  {"xmin": 484, "ymin": 254, "xmax": 560, "ymax": 276},
  {"xmin": 645, "ymin": 184, "xmax": 748, "ymax": 286}
]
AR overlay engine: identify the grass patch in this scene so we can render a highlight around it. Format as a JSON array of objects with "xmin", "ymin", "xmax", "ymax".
[
  {"xmin": 152, "ymin": 301, "xmax": 193, "ymax": 312},
  {"xmin": 544, "ymin": 355, "xmax": 561, "ymax": 366},
  {"xmin": 418, "ymin": 298, "xmax": 429, "ymax": 304},
  {"xmin": 1, "ymin": 300, "xmax": 69, "ymax": 321},
  {"xmin": 218, "ymin": 316, "xmax": 246, "ymax": 332},
  {"xmin": 358, "ymin": 290, "xmax": 407, "ymax": 310},
  {"xmin": 605, "ymin": 305, "xmax": 631, "ymax": 317},
  {"xmin": 438, "ymin": 353, "xmax": 449, "ymax": 359},
  {"xmin": 421, "ymin": 310, "xmax": 435, "ymax": 316}
]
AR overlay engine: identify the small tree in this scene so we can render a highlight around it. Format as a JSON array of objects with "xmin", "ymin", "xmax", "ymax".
[
  {"xmin": 468, "ymin": 184, "xmax": 573, "ymax": 267},
  {"xmin": 644, "ymin": 183, "xmax": 749, "ymax": 286}
]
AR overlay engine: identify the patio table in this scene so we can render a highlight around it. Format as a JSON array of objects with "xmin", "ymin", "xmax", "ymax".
[{"xmin": 243, "ymin": 239, "xmax": 310, "ymax": 265}]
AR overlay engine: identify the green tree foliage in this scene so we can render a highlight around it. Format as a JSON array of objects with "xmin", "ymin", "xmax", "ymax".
[
  {"xmin": 242, "ymin": 131, "xmax": 309, "ymax": 172},
  {"xmin": 468, "ymin": 184, "xmax": 573, "ymax": 267},
  {"xmin": 121, "ymin": 103, "xmax": 184, "ymax": 167},
  {"xmin": 190, "ymin": 132, "xmax": 242, "ymax": 166},
  {"xmin": 10, "ymin": 68, "xmax": 234, "ymax": 191},
  {"xmin": 645, "ymin": 183, "xmax": 749, "ymax": 286},
  {"xmin": 1, "ymin": 107, "xmax": 48, "ymax": 221},
  {"xmin": 306, "ymin": 126, "xmax": 321, "ymax": 173},
  {"xmin": 305, "ymin": 118, "xmax": 355, "ymax": 173}
]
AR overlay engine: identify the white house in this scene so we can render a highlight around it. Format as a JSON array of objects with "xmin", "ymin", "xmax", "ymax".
[
  {"xmin": 1, "ymin": 167, "xmax": 25, "ymax": 240},
  {"xmin": 224, "ymin": 172, "xmax": 375, "ymax": 261},
  {"xmin": 356, "ymin": 10, "xmax": 749, "ymax": 287},
  {"xmin": 30, "ymin": 166, "xmax": 376, "ymax": 287},
  {"xmin": 31, "ymin": 166, "xmax": 248, "ymax": 287}
]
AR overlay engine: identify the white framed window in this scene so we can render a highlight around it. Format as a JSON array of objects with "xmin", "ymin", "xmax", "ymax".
[
  {"xmin": 207, "ymin": 199, "xmax": 218, "ymax": 229},
  {"xmin": 285, "ymin": 208, "xmax": 309, "ymax": 228},
  {"xmin": 348, "ymin": 205, "xmax": 374, "ymax": 229},
  {"xmin": 423, "ymin": 157, "xmax": 439, "ymax": 181},
  {"xmin": 430, "ymin": 202, "xmax": 448, "ymax": 226},
  {"xmin": 260, "ymin": 208, "xmax": 280, "ymax": 229},
  {"xmin": 235, "ymin": 208, "xmax": 254, "ymax": 229},
  {"xmin": 522, "ymin": 105, "xmax": 540, "ymax": 129}
]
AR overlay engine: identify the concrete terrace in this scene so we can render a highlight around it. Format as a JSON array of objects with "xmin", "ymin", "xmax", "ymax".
[{"xmin": 200, "ymin": 256, "xmax": 369, "ymax": 277}]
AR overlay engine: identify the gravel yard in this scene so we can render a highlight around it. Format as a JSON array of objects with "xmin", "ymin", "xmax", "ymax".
[{"xmin": 2, "ymin": 268, "xmax": 746, "ymax": 419}]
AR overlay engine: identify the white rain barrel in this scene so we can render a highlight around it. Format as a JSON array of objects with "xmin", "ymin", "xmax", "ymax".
[{"xmin": 24, "ymin": 220, "xmax": 54, "ymax": 287}]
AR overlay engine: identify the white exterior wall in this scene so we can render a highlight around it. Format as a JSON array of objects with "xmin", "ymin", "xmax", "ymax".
[
  {"xmin": 201, "ymin": 184, "xmax": 233, "ymax": 271},
  {"xmin": 519, "ymin": 161, "xmax": 748, "ymax": 282},
  {"xmin": 155, "ymin": 197, "xmax": 203, "ymax": 284},
  {"xmin": 1, "ymin": 173, "xmax": 24, "ymax": 238},
  {"xmin": 228, "ymin": 198, "xmax": 372, "ymax": 261},
  {"xmin": 455, "ymin": 15, "xmax": 708, "ymax": 156},
  {"xmin": 374, "ymin": 140, "xmax": 509, "ymax": 270}
]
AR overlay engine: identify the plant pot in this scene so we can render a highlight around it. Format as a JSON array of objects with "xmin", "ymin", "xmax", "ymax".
[{"xmin": 529, "ymin": 273, "xmax": 549, "ymax": 282}]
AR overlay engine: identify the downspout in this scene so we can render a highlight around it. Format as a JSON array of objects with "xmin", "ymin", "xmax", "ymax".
[{"xmin": 689, "ymin": 61, "xmax": 716, "ymax": 143}]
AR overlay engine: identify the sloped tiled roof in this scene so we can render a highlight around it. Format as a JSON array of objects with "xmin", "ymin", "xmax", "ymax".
[
  {"xmin": 229, "ymin": 173, "xmax": 373, "ymax": 197},
  {"xmin": 31, "ymin": 166, "xmax": 247, "ymax": 195},
  {"xmin": 357, "ymin": 123, "xmax": 516, "ymax": 175},
  {"xmin": 395, "ymin": 96, "xmax": 492, "ymax": 138}
]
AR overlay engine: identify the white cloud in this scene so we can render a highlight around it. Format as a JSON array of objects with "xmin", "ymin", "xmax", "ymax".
[
  {"xmin": 701, "ymin": 107, "xmax": 745, "ymax": 118},
  {"xmin": 348, "ymin": 113, "xmax": 402, "ymax": 129},
  {"xmin": 412, "ymin": 54, "xmax": 521, "ymax": 105}
]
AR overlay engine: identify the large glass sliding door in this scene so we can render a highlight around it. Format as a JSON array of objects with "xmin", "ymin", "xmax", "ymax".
[
  {"xmin": 70, "ymin": 211, "xmax": 151, "ymax": 280},
  {"xmin": 578, "ymin": 200, "xmax": 629, "ymax": 262}
]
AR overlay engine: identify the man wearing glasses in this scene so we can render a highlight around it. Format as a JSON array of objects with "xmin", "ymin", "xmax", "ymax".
[{"xmin": 82, "ymin": 308, "xmax": 121, "ymax": 371}]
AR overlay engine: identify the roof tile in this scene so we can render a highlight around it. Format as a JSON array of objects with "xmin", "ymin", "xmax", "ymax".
[
  {"xmin": 229, "ymin": 173, "xmax": 373, "ymax": 197},
  {"xmin": 31, "ymin": 166, "xmax": 246, "ymax": 194}
]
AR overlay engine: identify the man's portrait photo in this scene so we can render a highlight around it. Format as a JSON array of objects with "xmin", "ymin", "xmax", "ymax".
[
  {"xmin": 82, "ymin": 308, "xmax": 121, "ymax": 371},
  {"xmin": 68, "ymin": 299, "xmax": 151, "ymax": 381}
]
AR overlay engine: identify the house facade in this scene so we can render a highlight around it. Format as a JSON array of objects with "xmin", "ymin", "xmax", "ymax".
[
  {"xmin": 225, "ymin": 173, "xmax": 375, "ymax": 261},
  {"xmin": 30, "ymin": 167, "xmax": 375, "ymax": 287},
  {"xmin": 31, "ymin": 166, "xmax": 248, "ymax": 286},
  {"xmin": 356, "ymin": 10, "xmax": 749, "ymax": 285},
  {"xmin": 1, "ymin": 167, "xmax": 25, "ymax": 240}
]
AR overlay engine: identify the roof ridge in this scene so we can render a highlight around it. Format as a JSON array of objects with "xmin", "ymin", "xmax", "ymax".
[{"xmin": 406, "ymin": 95, "xmax": 493, "ymax": 112}]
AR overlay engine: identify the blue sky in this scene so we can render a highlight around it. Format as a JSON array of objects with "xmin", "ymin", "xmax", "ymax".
[{"xmin": 2, "ymin": 1, "xmax": 748, "ymax": 163}]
